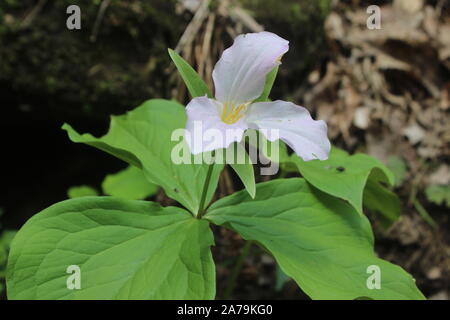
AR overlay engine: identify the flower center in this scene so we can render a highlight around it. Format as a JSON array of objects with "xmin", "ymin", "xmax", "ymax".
[{"xmin": 220, "ymin": 102, "xmax": 248, "ymax": 125}]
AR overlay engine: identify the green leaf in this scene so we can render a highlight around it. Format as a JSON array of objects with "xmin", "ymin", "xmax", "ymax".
[
  {"xmin": 387, "ymin": 156, "xmax": 408, "ymax": 187},
  {"xmin": 254, "ymin": 66, "xmax": 279, "ymax": 102},
  {"xmin": 7, "ymin": 197, "xmax": 215, "ymax": 300},
  {"xmin": 227, "ymin": 143, "xmax": 256, "ymax": 198},
  {"xmin": 168, "ymin": 48, "xmax": 213, "ymax": 98},
  {"xmin": 363, "ymin": 178, "xmax": 401, "ymax": 228},
  {"xmin": 62, "ymin": 99, "xmax": 223, "ymax": 215},
  {"xmin": 206, "ymin": 178, "xmax": 424, "ymax": 300},
  {"xmin": 275, "ymin": 263, "xmax": 290, "ymax": 291},
  {"xmin": 292, "ymin": 147, "xmax": 395, "ymax": 215},
  {"xmin": 0, "ymin": 230, "xmax": 16, "ymax": 278},
  {"xmin": 102, "ymin": 166, "xmax": 158, "ymax": 200},
  {"xmin": 425, "ymin": 185, "xmax": 450, "ymax": 207},
  {"xmin": 67, "ymin": 185, "xmax": 99, "ymax": 198},
  {"xmin": 63, "ymin": 125, "xmax": 141, "ymax": 169}
]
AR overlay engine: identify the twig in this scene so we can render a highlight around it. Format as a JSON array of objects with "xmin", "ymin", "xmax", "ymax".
[
  {"xmin": 20, "ymin": 0, "xmax": 47, "ymax": 29},
  {"xmin": 175, "ymin": 0, "xmax": 210, "ymax": 53},
  {"xmin": 90, "ymin": 0, "xmax": 112, "ymax": 42},
  {"xmin": 198, "ymin": 13, "xmax": 216, "ymax": 79},
  {"xmin": 229, "ymin": 6, "xmax": 263, "ymax": 33}
]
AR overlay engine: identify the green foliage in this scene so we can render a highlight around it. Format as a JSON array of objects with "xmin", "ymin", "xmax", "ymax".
[
  {"xmin": 425, "ymin": 185, "xmax": 450, "ymax": 207},
  {"xmin": 413, "ymin": 199, "xmax": 438, "ymax": 229},
  {"xmin": 67, "ymin": 166, "xmax": 159, "ymax": 202},
  {"xmin": 257, "ymin": 141, "xmax": 401, "ymax": 225},
  {"xmin": 254, "ymin": 66, "xmax": 279, "ymax": 102},
  {"xmin": 291, "ymin": 147, "xmax": 395, "ymax": 215},
  {"xmin": 0, "ymin": 231, "xmax": 16, "ymax": 274},
  {"xmin": 1, "ymin": 208, "xmax": 17, "ymax": 294},
  {"xmin": 102, "ymin": 166, "xmax": 158, "ymax": 200},
  {"xmin": 387, "ymin": 156, "xmax": 408, "ymax": 187},
  {"xmin": 6, "ymin": 29, "xmax": 421, "ymax": 300},
  {"xmin": 7, "ymin": 121, "xmax": 422, "ymax": 300},
  {"xmin": 67, "ymin": 185, "xmax": 99, "ymax": 199},
  {"xmin": 168, "ymin": 48, "xmax": 213, "ymax": 98},
  {"xmin": 206, "ymin": 179, "xmax": 424, "ymax": 300},
  {"xmin": 268, "ymin": 143, "xmax": 401, "ymax": 224},
  {"xmin": 62, "ymin": 99, "xmax": 223, "ymax": 215},
  {"xmin": 0, "ymin": 230, "xmax": 16, "ymax": 294},
  {"xmin": 7, "ymin": 197, "xmax": 215, "ymax": 300},
  {"xmin": 275, "ymin": 264, "xmax": 290, "ymax": 291},
  {"xmin": 227, "ymin": 143, "xmax": 256, "ymax": 198},
  {"xmin": 363, "ymin": 179, "xmax": 401, "ymax": 228}
]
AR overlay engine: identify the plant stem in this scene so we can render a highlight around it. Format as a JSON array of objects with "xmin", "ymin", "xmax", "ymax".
[
  {"xmin": 223, "ymin": 240, "xmax": 254, "ymax": 299},
  {"xmin": 197, "ymin": 150, "xmax": 215, "ymax": 218},
  {"xmin": 413, "ymin": 199, "xmax": 437, "ymax": 229}
]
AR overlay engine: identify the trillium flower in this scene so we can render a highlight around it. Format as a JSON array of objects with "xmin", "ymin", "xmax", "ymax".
[{"xmin": 185, "ymin": 31, "xmax": 330, "ymax": 161}]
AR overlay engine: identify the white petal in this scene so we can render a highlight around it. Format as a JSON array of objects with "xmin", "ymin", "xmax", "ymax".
[
  {"xmin": 213, "ymin": 32, "xmax": 289, "ymax": 105},
  {"xmin": 245, "ymin": 101, "xmax": 331, "ymax": 161},
  {"xmin": 185, "ymin": 96, "xmax": 248, "ymax": 154}
]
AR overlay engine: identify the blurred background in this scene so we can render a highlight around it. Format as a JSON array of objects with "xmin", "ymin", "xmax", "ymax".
[{"xmin": 0, "ymin": 0, "xmax": 449, "ymax": 299}]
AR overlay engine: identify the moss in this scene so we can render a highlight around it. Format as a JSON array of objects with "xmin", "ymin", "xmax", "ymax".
[{"xmin": 0, "ymin": 0, "xmax": 185, "ymax": 124}]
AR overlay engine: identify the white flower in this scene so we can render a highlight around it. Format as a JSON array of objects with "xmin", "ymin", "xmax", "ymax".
[{"xmin": 184, "ymin": 31, "xmax": 330, "ymax": 161}]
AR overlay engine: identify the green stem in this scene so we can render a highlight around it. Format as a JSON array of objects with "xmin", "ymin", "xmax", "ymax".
[
  {"xmin": 197, "ymin": 151, "xmax": 215, "ymax": 218},
  {"xmin": 413, "ymin": 199, "xmax": 437, "ymax": 229},
  {"xmin": 223, "ymin": 240, "xmax": 254, "ymax": 299}
]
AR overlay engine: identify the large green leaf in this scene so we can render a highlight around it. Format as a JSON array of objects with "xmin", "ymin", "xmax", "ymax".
[
  {"xmin": 63, "ymin": 99, "xmax": 223, "ymax": 215},
  {"xmin": 7, "ymin": 197, "xmax": 215, "ymax": 300},
  {"xmin": 206, "ymin": 178, "xmax": 424, "ymax": 300},
  {"xmin": 168, "ymin": 48, "xmax": 213, "ymax": 98},
  {"xmin": 292, "ymin": 147, "xmax": 395, "ymax": 215},
  {"xmin": 102, "ymin": 166, "xmax": 158, "ymax": 200}
]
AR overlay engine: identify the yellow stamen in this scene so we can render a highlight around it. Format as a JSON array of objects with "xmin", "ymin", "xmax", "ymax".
[{"xmin": 221, "ymin": 102, "xmax": 249, "ymax": 125}]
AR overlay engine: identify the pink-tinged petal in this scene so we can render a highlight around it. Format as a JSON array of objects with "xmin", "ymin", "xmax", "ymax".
[
  {"xmin": 245, "ymin": 101, "xmax": 331, "ymax": 161},
  {"xmin": 213, "ymin": 32, "xmax": 289, "ymax": 105},
  {"xmin": 185, "ymin": 96, "xmax": 248, "ymax": 154}
]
